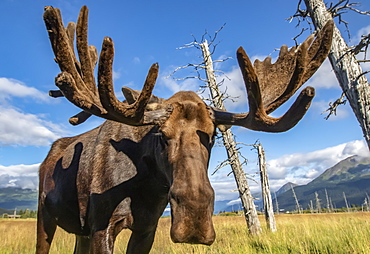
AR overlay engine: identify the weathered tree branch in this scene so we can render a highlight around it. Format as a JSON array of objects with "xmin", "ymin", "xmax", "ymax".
[
  {"xmin": 322, "ymin": 92, "xmax": 347, "ymax": 119},
  {"xmin": 303, "ymin": 0, "xmax": 370, "ymax": 150}
]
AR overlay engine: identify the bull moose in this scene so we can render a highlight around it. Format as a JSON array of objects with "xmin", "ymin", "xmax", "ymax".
[{"xmin": 37, "ymin": 5, "xmax": 334, "ymax": 254}]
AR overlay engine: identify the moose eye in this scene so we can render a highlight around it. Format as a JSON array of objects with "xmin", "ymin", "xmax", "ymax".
[{"xmin": 197, "ymin": 130, "xmax": 214, "ymax": 150}]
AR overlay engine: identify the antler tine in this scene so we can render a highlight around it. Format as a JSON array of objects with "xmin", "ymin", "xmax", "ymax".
[
  {"xmin": 301, "ymin": 20, "xmax": 334, "ymax": 84},
  {"xmin": 47, "ymin": 21, "xmax": 79, "ymax": 99},
  {"xmin": 58, "ymin": 19, "xmax": 94, "ymax": 125},
  {"xmin": 97, "ymin": 36, "xmax": 158, "ymax": 124},
  {"xmin": 213, "ymin": 86, "xmax": 315, "ymax": 132},
  {"xmin": 76, "ymin": 5, "xmax": 96, "ymax": 92},
  {"xmin": 44, "ymin": 6, "xmax": 159, "ymax": 126},
  {"xmin": 213, "ymin": 20, "xmax": 333, "ymax": 133},
  {"xmin": 255, "ymin": 20, "xmax": 334, "ymax": 114},
  {"xmin": 216, "ymin": 47, "xmax": 315, "ymax": 132}
]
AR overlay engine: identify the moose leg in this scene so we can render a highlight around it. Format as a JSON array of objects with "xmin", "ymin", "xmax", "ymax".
[
  {"xmin": 73, "ymin": 235, "xmax": 91, "ymax": 254},
  {"xmin": 89, "ymin": 229, "xmax": 116, "ymax": 254},
  {"xmin": 36, "ymin": 207, "xmax": 57, "ymax": 254},
  {"xmin": 126, "ymin": 229, "xmax": 157, "ymax": 254}
]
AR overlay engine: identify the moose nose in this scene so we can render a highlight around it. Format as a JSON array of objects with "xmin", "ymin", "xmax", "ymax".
[
  {"xmin": 169, "ymin": 193, "xmax": 216, "ymax": 246},
  {"xmin": 170, "ymin": 220, "xmax": 216, "ymax": 245}
]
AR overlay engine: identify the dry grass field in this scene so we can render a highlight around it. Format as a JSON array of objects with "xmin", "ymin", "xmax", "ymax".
[{"xmin": 1, "ymin": 212, "xmax": 370, "ymax": 253}]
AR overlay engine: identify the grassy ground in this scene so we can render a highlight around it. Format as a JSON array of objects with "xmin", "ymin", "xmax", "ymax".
[{"xmin": 1, "ymin": 212, "xmax": 369, "ymax": 253}]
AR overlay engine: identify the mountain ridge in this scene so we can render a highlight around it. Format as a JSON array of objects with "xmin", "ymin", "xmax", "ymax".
[
  {"xmin": 274, "ymin": 155, "xmax": 370, "ymax": 211},
  {"xmin": 1, "ymin": 155, "xmax": 370, "ymax": 214}
]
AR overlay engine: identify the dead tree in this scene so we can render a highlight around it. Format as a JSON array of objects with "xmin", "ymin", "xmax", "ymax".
[
  {"xmin": 274, "ymin": 192, "xmax": 280, "ymax": 215},
  {"xmin": 254, "ymin": 142, "xmax": 277, "ymax": 232},
  {"xmin": 309, "ymin": 200, "xmax": 314, "ymax": 213},
  {"xmin": 302, "ymin": 0, "xmax": 370, "ymax": 150},
  {"xmin": 325, "ymin": 188, "xmax": 332, "ymax": 213},
  {"xmin": 343, "ymin": 191, "xmax": 350, "ymax": 212},
  {"xmin": 366, "ymin": 193, "xmax": 370, "ymax": 212},
  {"xmin": 199, "ymin": 40, "xmax": 262, "ymax": 235},
  {"xmin": 315, "ymin": 191, "xmax": 322, "ymax": 213},
  {"xmin": 291, "ymin": 184, "xmax": 302, "ymax": 214}
]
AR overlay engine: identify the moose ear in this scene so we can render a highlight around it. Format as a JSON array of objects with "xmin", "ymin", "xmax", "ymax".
[
  {"xmin": 121, "ymin": 87, "xmax": 140, "ymax": 104},
  {"xmin": 122, "ymin": 87, "xmax": 166, "ymax": 106}
]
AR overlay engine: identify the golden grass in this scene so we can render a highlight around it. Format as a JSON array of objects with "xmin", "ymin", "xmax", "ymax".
[{"xmin": 1, "ymin": 213, "xmax": 370, "ymax": 253}]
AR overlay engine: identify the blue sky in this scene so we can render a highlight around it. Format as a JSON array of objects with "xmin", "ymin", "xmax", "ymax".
[{"xmin": 1, "ymin": 0, "xmax": 370, "ymax": 203}]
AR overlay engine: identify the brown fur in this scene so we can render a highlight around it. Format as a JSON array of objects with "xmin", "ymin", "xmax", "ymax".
[{"xmin": 37, "ymin": 91, "xmax": 216, "ymax": 254}]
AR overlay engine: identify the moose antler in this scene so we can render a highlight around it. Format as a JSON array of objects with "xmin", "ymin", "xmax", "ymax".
[
  {"xmin": 214, "ymin": 20, "xmax": 334, "ymax": 132},
  {"xmin": 44, "ymin": 6, "xmax": 171, "ymax": 126}
]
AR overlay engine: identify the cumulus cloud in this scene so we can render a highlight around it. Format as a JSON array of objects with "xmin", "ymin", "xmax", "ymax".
[
  {"xmin": 0, "ymin": 77, "xmax": 65, "ymax": 146},
  {"xmin": 0, "ymin": 163, "xmax": 39, "ymax": 177},
  {"xmin": 0, "ymin": 107, "xmax": 63, "ymax": 146},
  {"xmin": 227, "ymin": 198, "xmax": 241, "ymax": 207},
  {"xmin": 160, "ymin": 70, "xmax": 200, "ymax": 94},
  {"xmin": 0, "ymin": 163, "xmax": 39, "ymax": 189},
  {"xmin": 113, "ymin": 70, "xmax": 121, "ymax": 80},
  {"xmin": 210, "ymin": 140, "xmax": 370, "ymax": 199},
  {"xmin": 267, "ymin": 140, "xmax": 370, "ymax": 186},
  {"xmin": 0, "ymin": 77, "xmax": 50, "ymax": 103},
  {"xmin": 305, "ymin": 59, "xmax": 339, "ymax": 89},
  {"xmin": 210, "ymin": 170, "xmax": 262, "ymax": 202},
  {"xmin": 215, "ymin": 66, "xmax": 247, "ymax": 111}
]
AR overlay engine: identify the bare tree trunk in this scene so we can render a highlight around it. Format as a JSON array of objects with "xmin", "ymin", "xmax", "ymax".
[
  {"xmin": 200, "ymin": 40, "xmax": 262, "ymax": 235},
  {"xmin": 304, "ymin": 0, "xmax": 370, "ymax": 150},
  {"xmin": 255, "ymin": 143, "xmax": 277, "ymax": 232},
  {"xmin": 291, "ymin": 184, "xmax": 302, "ymax": 214},
  {"xmin": 343, "ymin": 192, "xmax": 350, "ymax": 212},
  {"xmin": 315, "ymin": 191, "xmax": 322, "ymax": 213},
  {"xmin": 325, "ymin": 188, "xmax": 332, "ymax": 213},
  {"xmin": 274, "ymin": 192, "xmax": 280, "ymax": 215}
]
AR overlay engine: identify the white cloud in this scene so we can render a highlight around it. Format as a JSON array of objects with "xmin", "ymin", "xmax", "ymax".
[
  {"xmin": 210, "ymin": 177, "xmax": 238, "ymax": 201},
  {"xmin": 160, "ymin": 71, "xmax": 200, "ymax": 94},
  {"xmin": 216, "ymin": 66, "xmax": 247, "ymax": 111},
  {"xmin": 267, "ymin": 139, "xmax": 370, "ymax": 184},
  {"xmin": 227, "ymin": 198, "xmax": 241, "ymax": 207},
  {"xmin": 305, "ymin": 59, "xmax": 339, "ymax": 89},
  {"xmin": 210, "ymin": 140, "xmax": 370, "ymax": 199},
  {"xmin": 354, "ymin": 25, "xmax": 370, "ymax": 45},
  {"xmin": 0, "ymin": 163, "xmax": 40, "ymax": 189},
  {"xmin": 0, "ymin": 77, "xmax": 65, "ymax": 147},
  {"xmin": 0, "ymin": 107, "xmax": 63, "ymax": 146},
  {"xmin": 113, "ymin": 70, "xmax": 121, "ymax": 80},
  {"xmin": 0, "ymin": 163, "xmax": 39, "ymax": 177},
  {"xmin": 0, "ymin": 77, "xmax": 50, "ymax": 103},
  {"xmin": 305, "ymin": 168, "xmax": 320, "ymax": 179}
]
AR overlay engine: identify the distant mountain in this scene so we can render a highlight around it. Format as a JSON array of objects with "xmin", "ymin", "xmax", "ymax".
[
  {"xmin": 0, "ymin": 187, "xmax": 38, "ymax": 212},
  {"xmin": 274, "ymin": 155, "xmax": 370, "ymax": 212},
  {"xmin": 276, "ymin": 182, "xmax": 298, "ymax": 196},
  {"xmin": 2, "ymin": 155, "xmax": 370, "ymax": 214},
  {"xmin": 0, "ymin": 207, "xmax": 14, "ymax": 216}
]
